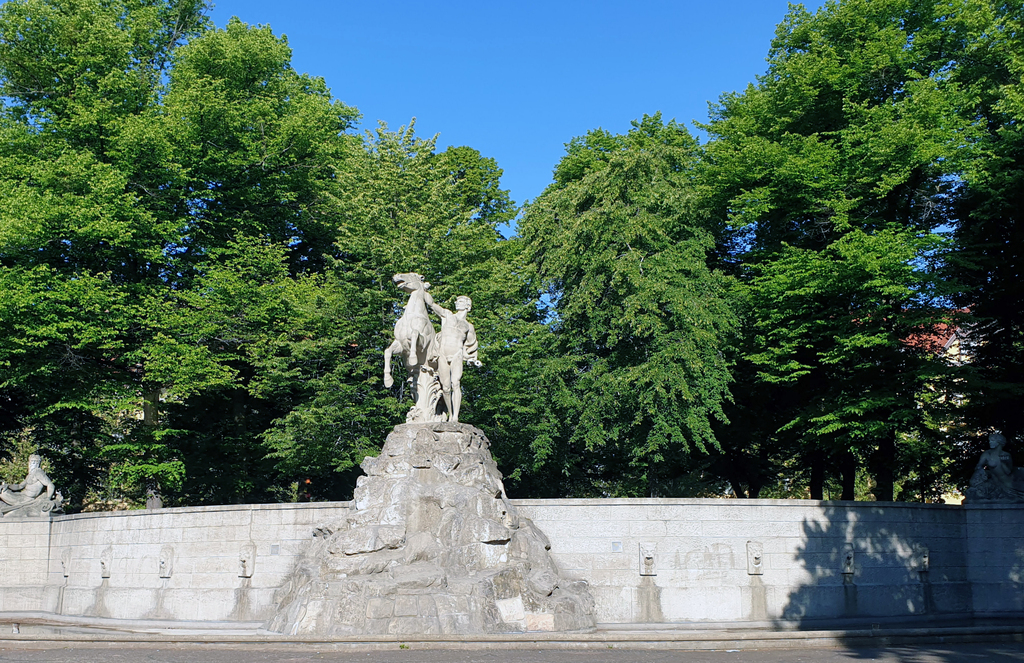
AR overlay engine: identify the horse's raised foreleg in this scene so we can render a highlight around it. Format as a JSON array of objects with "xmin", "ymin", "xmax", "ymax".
[{"xmin": 383, "ymin": 339, "xmax": 402, "ymax": 388}]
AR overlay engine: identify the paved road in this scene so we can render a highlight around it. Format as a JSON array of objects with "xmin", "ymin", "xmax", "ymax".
[{"xmin": 0, "ymin": 644, "xmax": 1021, "ymax": 662}]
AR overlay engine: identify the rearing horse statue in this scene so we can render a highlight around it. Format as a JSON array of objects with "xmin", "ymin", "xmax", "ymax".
[{"xmin": 384, "ymin": 273, "xmax": 440, "ymax": 421}]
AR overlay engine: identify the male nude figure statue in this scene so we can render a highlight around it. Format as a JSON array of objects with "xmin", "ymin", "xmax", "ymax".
[{"xmin": 426, "ymin": 294, "xmax": 481, "ymax": 423}]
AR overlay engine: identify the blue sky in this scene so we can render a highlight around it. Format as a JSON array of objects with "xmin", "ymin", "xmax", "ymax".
[{"xmin": 208, "ymin": 1, "xmax": 824, "ymax": 213}]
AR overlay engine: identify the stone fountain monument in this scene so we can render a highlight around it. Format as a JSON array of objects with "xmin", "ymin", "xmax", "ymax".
[{"xmin": 267, "ymin": 274, "xmax": 595, "ymax": 635}]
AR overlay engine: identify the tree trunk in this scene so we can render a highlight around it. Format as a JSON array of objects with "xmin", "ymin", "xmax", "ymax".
[
  {"xmin": 232, "ymin": 389, "xmax": 246, "ymax": 426},
  {"xmin": 871, "ymin": 436, "xmax": 896, "ymax": 502},
  {"xmin": 728, "ymin": 476, "xmax": 747, "ymax": 499},
  {"xmin": 810, "ymin": 450, "xmax": 825, "ymax": 500},
  {"xmin": 142, "ymin": 390, "xmax": 159, "ymax": 427},
  {"xmin": 839, "ymin": 451, "xmax": 856, "ymax": 501},
  {"xmin": 748, "ymin": 475, "xmax": 763, "ymax": 499}
]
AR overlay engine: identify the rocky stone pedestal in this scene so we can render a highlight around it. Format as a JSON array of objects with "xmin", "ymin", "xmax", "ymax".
[{"xmin": 266, "ymin": 423, "xmax": 595, "ymax": 636}]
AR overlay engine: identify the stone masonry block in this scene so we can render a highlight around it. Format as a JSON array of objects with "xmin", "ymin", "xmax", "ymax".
[
  {"xmin": 366, "ymin": 597, "xmax": 394, "ymax": 619},
  {"xmin": 589, "ymin": 586, "xmax": 634, "ymax": 623},
  {"xmin": 628, "ymin": 519, "xmax": 667, "ymax": 537},
  {"xmin": 664, "ymin": 520, "xmax": 702, "ymax": 537},
  {"xmin": 714, "ymin": 505, "xmax": 766, "ymax": 522},
  {"xmin": 394, "ymin": 595, "xmax": 419, "ymax": 617}
]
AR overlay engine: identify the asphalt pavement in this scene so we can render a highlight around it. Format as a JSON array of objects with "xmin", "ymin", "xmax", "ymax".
[{"xmin": 0, "ymin": 644, "xmax": 1022, "ymax": 662}]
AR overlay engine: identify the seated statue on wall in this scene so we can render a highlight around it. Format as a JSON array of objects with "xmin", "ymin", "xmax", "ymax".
[
  {"xmin": 0, "ymin": 454, "xmax": 63, "ymax": 517},
  {"xmin": 965, "ymin": 432, "xmax": 1024, "ymax": 504}
]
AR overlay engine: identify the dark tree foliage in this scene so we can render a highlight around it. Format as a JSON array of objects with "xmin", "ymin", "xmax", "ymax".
[{"xmin": 947, "ymin": 3, "xmax": 1024, "ymax": 479}]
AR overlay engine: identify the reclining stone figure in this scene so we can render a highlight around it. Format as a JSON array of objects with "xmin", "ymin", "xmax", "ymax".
[{"xmin": 0, "ymin": 454, "xmax": 63, "ymax": 517}]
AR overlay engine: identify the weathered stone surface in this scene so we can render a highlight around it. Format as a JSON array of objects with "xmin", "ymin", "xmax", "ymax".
[{"xmin": 266, "ymin": 423, "xmax": 596, "ymax": 635}]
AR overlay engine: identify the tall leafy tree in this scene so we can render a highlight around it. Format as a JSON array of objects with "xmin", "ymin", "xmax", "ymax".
[
  {"xmin": 159, "ymin": 17, "xmax": 359, "ymax": 275},
  {"xmin": 948, "ymin": 3, "xmax": 1024, "ymax": 464},
  {"xmin": 253, "ymin": 124, "xmax": 521, "ymax": 500},
  {"xmin": 701, "ymin": 0, "xmax": 982, "ymax": 500},
  {"xmin": 0, "ymin": 0, "xmax": 209, "ymax": 505},
  {"xmin": 0, "ymin": 0, "xmax": 526, "ymax": 507},
  {"xmin": 518, "ymin": 114, "xmax": 739, "ymax": 497},
  {"xmin": 134, "ymin": 18, "xmax": 360, "ymax": 504}
]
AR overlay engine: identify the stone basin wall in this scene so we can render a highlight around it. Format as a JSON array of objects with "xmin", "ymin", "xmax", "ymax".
[
  {"xmin": 1, "ymin": 502, "xmax": 348, "ymax": 622},
  {"xmin": 0, "ymin": 499, "xmax": 1019, "ymax": 625},
  {"xmin": 515, "ymin": 499, "xmax": 1024, "ymax": 624}
]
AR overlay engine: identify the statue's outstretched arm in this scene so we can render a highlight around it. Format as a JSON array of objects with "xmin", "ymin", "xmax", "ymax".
[{"xmin": 429, "ymin": 301, "xmax": 451, "ymax": 319}]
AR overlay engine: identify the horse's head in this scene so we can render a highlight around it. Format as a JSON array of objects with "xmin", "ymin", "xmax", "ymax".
[{"xmin": 393, "ymin": 272, "xmax": 429, "ymax": 293}]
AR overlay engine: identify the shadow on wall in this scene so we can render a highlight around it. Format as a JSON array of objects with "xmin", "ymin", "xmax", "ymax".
[
  {"xmin": 777, "ymin": 503, "xmax": 1023, "ymax": 631},
  {"xmin": 775, "ymin": 502, "xmax": 1024, "ymax": 660}
]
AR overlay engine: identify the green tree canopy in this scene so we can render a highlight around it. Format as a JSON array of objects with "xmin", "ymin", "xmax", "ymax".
[
  {"xmin": 0, "ymin": 0, "xmax": 522, "ymax": 507},
  {"xmin": 3, "ymin": 0, "xmax": 1021, "ymax": 507},
  {"xmin": 517, "ymin": 114, "xmax": 739, "ymax": 496},
  {"xmin": 700, "ymin": 0, "xmax": 985, "ymax": 500},
  {"xmin": 0, "ymin": 0, "xmax": 211, "ymax": 505}
]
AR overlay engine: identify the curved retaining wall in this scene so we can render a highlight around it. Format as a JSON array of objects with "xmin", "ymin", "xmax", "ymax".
[{"xmin": 0, "ymin": 499, "xmax": 1019, "ymax": 625}]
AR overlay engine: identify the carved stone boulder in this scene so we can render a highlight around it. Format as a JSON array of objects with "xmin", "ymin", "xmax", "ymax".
[{"xmin": 266, "ymin": 423, "xmax": 595, "ymax": 635}]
